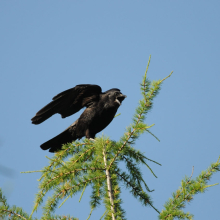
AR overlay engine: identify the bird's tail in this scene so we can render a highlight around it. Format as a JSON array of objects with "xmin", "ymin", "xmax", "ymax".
[{"xmin": 40, "ymin": 122, "xmax": 78, "ymax": 152}]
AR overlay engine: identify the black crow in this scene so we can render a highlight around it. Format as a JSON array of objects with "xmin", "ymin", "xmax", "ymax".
[{"xmin": 31, "ymin": 84, "xmax": 126, "ymax": 152}]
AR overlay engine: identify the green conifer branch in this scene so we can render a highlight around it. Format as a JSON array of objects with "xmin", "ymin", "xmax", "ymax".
[
  {"xmin": 107, "ymin": 60, "xmax": 173, "ymax": 175},
  {"xmin": 145, "ymin": 129, "xmax": 160, "ymax": 142},
  {"xmin": 41, "ymin": 213, "xmax": 78, "ymax": 220},
  {"xmin": 0, "ymin": 188, "xmax": 30, "ymax": 220},
  {"xmin": 86, "ymin": 208, "xmax": 94, "ymax": 220},
  {"xmin": 42, "ymin": 175, "xmax": 106, "ymax": 217},
  {"xmin": 100, "ymin": 210, "xmax": 108, "ymax": 220},
  {"xmin": 120, "ymin": 155, "xmax": 153, "ymax": 192},
  {"xmin": 78, "ymin": 183, "xmax": 87, "ymax": 203},
  {"xmin": 159, "ymin": 156, "xmax": 220, "ymax": 219},
  {"xmin": 114, "ymin": 113, "xmax": 121, "ymax": 118},
  {"xmin": 58, "ymin": 194, "xmax": 71, "ymax": 208},
  {"xmin": 115, "ymin": 168, "xmax": 159, "ymax": 213},
  {"xmin": 90, "ymin": 179, "xmax": 103, "ymax": 209},
  {"xmin": 31, "ymin": 143, "xmax": 97, "ymax": 215}
]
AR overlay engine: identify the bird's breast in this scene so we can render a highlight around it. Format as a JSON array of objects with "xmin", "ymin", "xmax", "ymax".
[{"xmin": 91, "ymin": 105, "xmax": 118, "ymax": 132}]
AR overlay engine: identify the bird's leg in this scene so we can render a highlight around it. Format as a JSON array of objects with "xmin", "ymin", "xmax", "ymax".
[{"xmin": 86, "ymin": 129, "xmax": 96, "ymax": 141}]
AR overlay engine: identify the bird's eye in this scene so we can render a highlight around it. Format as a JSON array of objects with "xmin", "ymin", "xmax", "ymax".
[{"xmin": 114, "ymin": 92, "xmax": 118, "ymax": 96}]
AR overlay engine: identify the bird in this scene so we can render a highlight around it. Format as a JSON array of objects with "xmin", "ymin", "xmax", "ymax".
[{"xmin": 31, "ymin": 84, "xmax": 126, "ymax": 152}]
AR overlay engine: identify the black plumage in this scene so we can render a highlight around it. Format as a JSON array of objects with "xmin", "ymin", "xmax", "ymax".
[{"xmin": 31, "ymin": 84, "xmax": 126, "ymax": 152}]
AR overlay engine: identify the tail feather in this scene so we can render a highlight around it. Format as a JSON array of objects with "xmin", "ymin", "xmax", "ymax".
[
  {"xmin": 40, "ymin": 120, "xmax": 78, "ymax": 152},
  {"xmin": 40, "ymin": 129, "xmax": 75, "ymax": 153}
]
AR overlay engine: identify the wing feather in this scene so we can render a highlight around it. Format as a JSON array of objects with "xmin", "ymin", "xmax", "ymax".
[{"xmin": 31, "ymin": 84, "xmax": 102, "ymax": 124}]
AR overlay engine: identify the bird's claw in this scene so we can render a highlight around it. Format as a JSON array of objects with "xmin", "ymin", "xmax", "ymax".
[{"xmin": 89, "ymin": 138, "xmax": 96, "ymax": 142}]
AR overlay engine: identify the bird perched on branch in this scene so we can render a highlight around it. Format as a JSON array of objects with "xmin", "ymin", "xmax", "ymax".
[{"xmin": 31, "ymin": 84, "xmax": 126, "ymax": 152}]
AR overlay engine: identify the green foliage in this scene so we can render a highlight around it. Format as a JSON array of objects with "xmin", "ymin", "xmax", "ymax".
[
  {"xmin": 1, "ymin": 158, "xmax": 219, "ymax": 219},
  {"xmin": 159, "ymin": 157, "xmax": 220, "ymax": 220},
  {"xmin": 3, "ymin": 57, "xmax": 218, "ymax": 219},
  {"xmin": 0, "ymin": 188, "xmax": 31, "ymax": 220}
]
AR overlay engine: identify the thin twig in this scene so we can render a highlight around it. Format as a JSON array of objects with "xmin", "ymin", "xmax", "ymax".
[
  {"xmin": 1, "ymin": 209, "xmax": 27, "ymax": 220},
  {"xmin": 187, "ymin": 166, "xmax": 194, "ymax": 182}
]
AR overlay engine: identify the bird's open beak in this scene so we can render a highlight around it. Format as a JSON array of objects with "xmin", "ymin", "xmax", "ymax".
[{"xmin": 115, "ymin": 94, "xmax": 126, "ymax": 105}]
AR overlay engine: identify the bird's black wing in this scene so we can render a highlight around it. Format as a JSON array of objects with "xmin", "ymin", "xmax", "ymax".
[{"xmin": 31, "ymin": 84, "xmax": 102, "ymax": 124}]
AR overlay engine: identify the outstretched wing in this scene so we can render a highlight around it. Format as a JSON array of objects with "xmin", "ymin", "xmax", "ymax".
[{"xmin": 31, "ymin": 84, "xmax": 102, "ymax": 124}]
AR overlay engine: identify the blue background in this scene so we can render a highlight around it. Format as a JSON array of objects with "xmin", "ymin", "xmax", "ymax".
[{"xmin": 1, "ymin": 1, "xmax": 219, "ymax": 219}]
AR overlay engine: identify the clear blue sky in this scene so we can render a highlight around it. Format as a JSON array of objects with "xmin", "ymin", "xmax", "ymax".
[{"xmin": 1, "ymin": 1, "xmax": 220, "ymax": 219}]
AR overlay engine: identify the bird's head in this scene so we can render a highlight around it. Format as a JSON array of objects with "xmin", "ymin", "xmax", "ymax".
[{"xmin": 105, "ymin": 89, "xmax": 127, "ymax": 106}]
